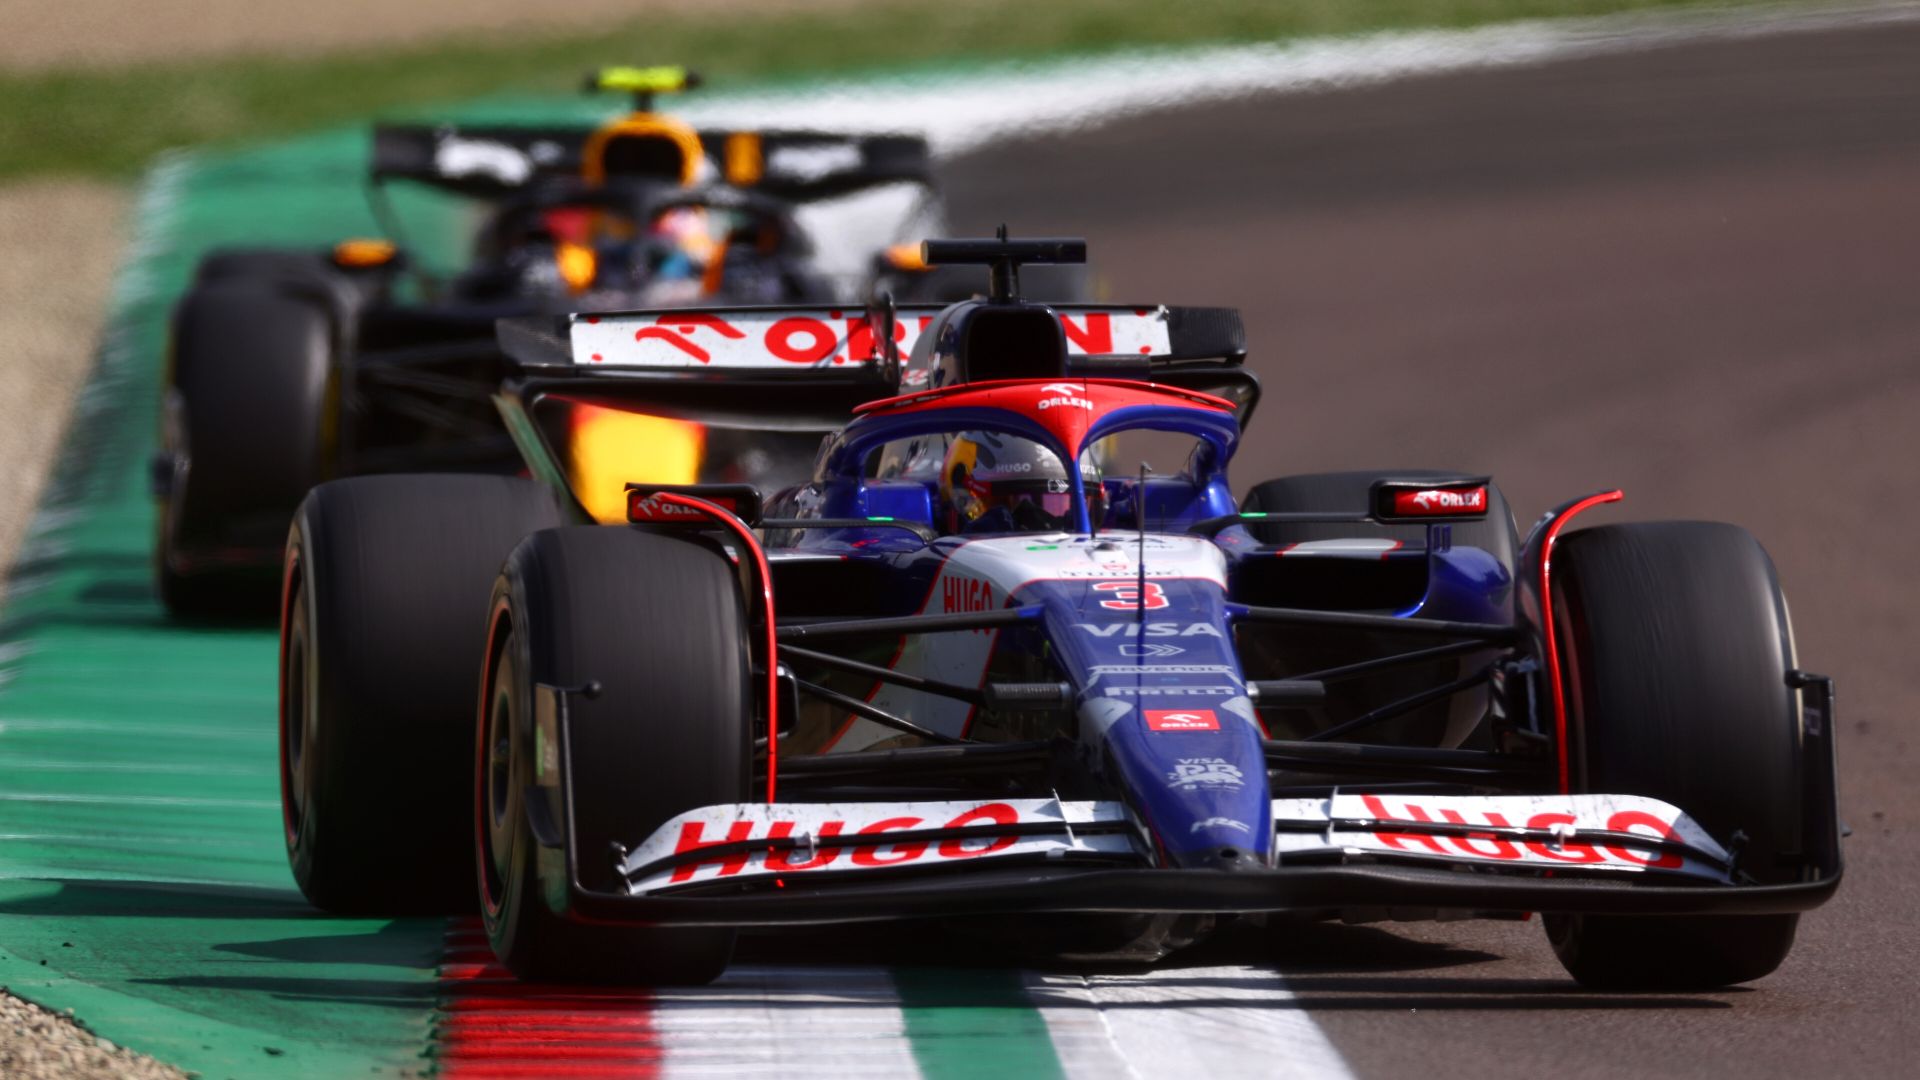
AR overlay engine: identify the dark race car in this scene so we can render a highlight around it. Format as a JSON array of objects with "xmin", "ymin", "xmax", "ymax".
[
  {"xmin": 154, "ymin": 66, "xmax": 956, "ymax": 614},
  {"xmin": 278, "ymin": 236, "xmax": 1840, "ymax": 991}
]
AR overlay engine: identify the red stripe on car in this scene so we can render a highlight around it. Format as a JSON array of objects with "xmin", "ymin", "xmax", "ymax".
[{"xmin": 1538, "ymin": 490, "xmax": 1624, "ymax": 793}]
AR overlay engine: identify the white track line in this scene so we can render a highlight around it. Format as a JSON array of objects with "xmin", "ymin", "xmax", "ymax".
[
  {"xmin": 667, "ymin": 2, "xmax": 1920, "ymax": 280},
  {"xmin": 674, "ymin": 2, "xmax": 1920, "ymax": 157},
  {"xmin": 1026, "ymin": 966, "xmax": 1353, "ymax": 1080},
  {"xmin": 654, "ymin": 964, "xmax": 920, "ymax": 1078}
]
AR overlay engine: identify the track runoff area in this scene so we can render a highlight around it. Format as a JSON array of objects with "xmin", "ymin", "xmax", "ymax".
[{"xmin": 4, "ymin": 5, "xmax": 1916, "ymax": 1077}]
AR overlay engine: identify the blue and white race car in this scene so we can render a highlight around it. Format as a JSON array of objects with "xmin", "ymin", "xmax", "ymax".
[{"xmin": 277, "ymin": 236, "xmax": 1840, "ymax": 990}]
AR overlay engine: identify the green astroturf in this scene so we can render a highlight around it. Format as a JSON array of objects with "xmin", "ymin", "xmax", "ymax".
[
  {"xmin": 0, "ymin": 129, "xmax": 479, "ymax": 1078},
  {"xmin": 0, "ymin": 0, "xmax": 1779, "ymax": 182}
]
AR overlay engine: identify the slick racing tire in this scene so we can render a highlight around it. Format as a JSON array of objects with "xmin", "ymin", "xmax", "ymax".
[
  {"xmin": 1544, "ymin": 521, "xmax": 1804, "ymax": 990},
  {"xmin": 193, "ymin": 249, "xmax": 337, "ymax": 287},
  {"xmin": 1238, "ymin": 469, "xmax": 1517, "ymax": 572},
  {"xmin": 480, "ymin": 527, "xmax": 748, "ymax": 985},
  {"xmin": 158, "ymin": 283, "xmax": 333, "ymax": 617},
  {"xmin": 281, "ymin": 474, "xmax": 561, "ymax": 914}
]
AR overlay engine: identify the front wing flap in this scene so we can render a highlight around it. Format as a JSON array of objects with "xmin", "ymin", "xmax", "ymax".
[
  {"xmin": 546, "ymin": 680, "xmax": 1841, "ymax": 927},
  {"xmin": 618, "ymin": 798, "xmax": 1138, "ymax": 894},
  {"xmin": 615, "ymin": 792, "xmax": 1733, "ymax": 898}
]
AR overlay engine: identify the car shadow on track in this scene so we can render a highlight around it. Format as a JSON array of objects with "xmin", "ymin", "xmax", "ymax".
[
  {"xmin": 0, "ymin": 878, "xmax": 443, "ymax": 1010},
  {"xmin": 213, "ymin": 922, "xmax": 442, "ymax": 969},
  {"xmin": 739, "ymin": 915, "xmax": 1494, "ymax": 975},
  {"xmin": 0, "ymin": 550, "xmax": 280, "ymax": 639},
  {"xmin": 0, "ymin": 878, "xmax": 310, "ymax": 919},
  {"xmin": 130, "ymin": 971, "xmax": 436, "ymax": 1011},
  {"xmin": 737, "ymin": 916, "xmax": 1737, "ymax": 1012}
]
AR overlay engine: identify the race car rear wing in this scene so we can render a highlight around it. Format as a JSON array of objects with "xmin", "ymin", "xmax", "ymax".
[
  {"xmin": 498, "ymin": 302, "xmax": 1246, "ymax": 377},
  {"xmin": 496, "ymin": 301, "xmax": 1260, "ymax": 432},
  {"xmin": 371, "ymin": 124, "xmax": 932, "ymax": 199},
  {"xmin": 492, "ymin": 300, "xmax": 1259, "ymax": 522},
  {"xmin": 371, "ymin": 124, "xmax": 590, "ymax": 195},
  {"xmin": 702, "ymin": 131, "xmax": 934, "ymax": 200}
]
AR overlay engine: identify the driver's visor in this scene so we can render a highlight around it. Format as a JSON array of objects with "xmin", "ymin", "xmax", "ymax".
[{"xmin": 966, "ymin": 478, "xmax": 1106, "ymax": 530}]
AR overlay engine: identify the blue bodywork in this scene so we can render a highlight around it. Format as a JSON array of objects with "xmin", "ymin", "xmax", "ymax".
[{"xmin": 763, "ymin": 380, "xmax": 1513, "ymax": 871}]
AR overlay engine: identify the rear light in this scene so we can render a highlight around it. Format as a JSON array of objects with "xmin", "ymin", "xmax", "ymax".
[
  {"xmin": 570, "ymin": 404, "xmax": 704, "ymax": 524},
  {"xmin": 1372, "ymin": 479, "xmax": 1491, "ymax": 520},
  {"xmin": 332, "ymin": 238, "xmax": 397, "ymax": 268},
  {"xmin": 724, "ymin": 132, "xmax": 764, "ymax": 185},
  {"xmin": 554, "ymin": 240, "xmax": 597, "ymax": 293},
  {"xmin": 880, "ymin": 242, "xmax": 930, "ymax": 272}
]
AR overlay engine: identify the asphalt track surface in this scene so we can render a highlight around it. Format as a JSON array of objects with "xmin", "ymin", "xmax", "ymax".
[
  {"xmin": 943, "ymin": 16, "xmax": 1920, "ymax": 1079},
  {"xmin": 2, "ymin": 14, "xmax": 1917, "ymax": 1080}
]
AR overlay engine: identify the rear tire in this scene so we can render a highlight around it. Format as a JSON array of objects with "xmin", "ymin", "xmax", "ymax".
[
  {"xmin": 1543, "ymin": 521, "xmax": 1804, "ymax": 990},
  {"xmin": 159, "ymin": 283, "xmax": 335, "ymax": 617},
  {"xmin": 281, "ymin": 474, "xmax": 561, "ymax": 913},
  {"xmin": 480, "ymin": 526, "xmax": 748, "ymax": 984},
  {"xmin": 194, "ymin": 249, "xmax": 338, "ymax": 287}
]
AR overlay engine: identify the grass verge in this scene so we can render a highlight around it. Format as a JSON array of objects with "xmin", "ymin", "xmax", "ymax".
[{"xmin": 0, "ymin": 0, "xmax": 1781, "ymax": 181}]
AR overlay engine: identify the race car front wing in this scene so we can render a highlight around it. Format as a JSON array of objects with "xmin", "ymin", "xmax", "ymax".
[{"xmin": 532, "ymin": 675, "xmax": 1842, "ymax": 928}]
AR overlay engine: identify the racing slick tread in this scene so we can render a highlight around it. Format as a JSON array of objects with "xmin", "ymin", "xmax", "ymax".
[
  {"xmin": 284, "ymin": 473, "xmax": 561, "ymax": 913},
  {"xmin": 481, "ymin": 526, "xmax": 747, "ymax": 984},
  {"xmin": 160, "ymin": 283, "xmax": 333, "ymax": 615},
  {"xmin": 1545, "ymin": 520, "xmax": 1803, "ymax": 989}
]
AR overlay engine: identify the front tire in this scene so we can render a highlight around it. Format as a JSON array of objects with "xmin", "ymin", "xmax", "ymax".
[
  {"xmin": 480, "ymin": 526, "xmax": 748, "ymax": 984},
  {"xmin": 281, "ymin": 474, "xmax": 560, "ymax": 913},
  {"xmin": 1544, "ymin": 521, "xmax": 1805, "ymax": 990}
]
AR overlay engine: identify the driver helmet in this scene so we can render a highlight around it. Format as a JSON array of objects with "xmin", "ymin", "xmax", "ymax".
[
  {"xmin": 633, "ymin": 203, "xmax": 721, "ymax": 303},
  {"xmin": 940, "ymin": 431, "xmax": 1105, "ymax": 534}
]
